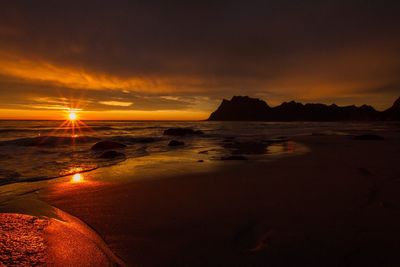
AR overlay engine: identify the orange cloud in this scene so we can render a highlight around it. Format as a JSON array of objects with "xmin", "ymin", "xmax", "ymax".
[
  {"xmin": 0, "ymin": 52, "xmax": 153, "ymax": 91},
  {"xmin": 99, "ymin": 101, "xmax": 133, "ymax": 107},
  {"xmin": 0, "ymin": 51, "xmax": 212, "ymax": 96}
]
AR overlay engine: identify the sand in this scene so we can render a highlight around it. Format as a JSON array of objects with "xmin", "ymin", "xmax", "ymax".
[
  {"xmin": 1, "ymin": 133, "xmax": 400, "ymax": 266},
  {"xmin": 0, "ymin": 213, "xmax": 47, "ymax": 266},
  {"xmin": 0, "ymin": 195, "xmax": 123, "ymax": 266},
  {"xmin": 36, "ymin": 134, "xmax": 400, "ymax": 266}
]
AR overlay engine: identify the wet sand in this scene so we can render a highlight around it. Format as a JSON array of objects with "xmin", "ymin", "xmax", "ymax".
[
  {"xmin": 0, "ymin": 193, "xmax": 123, "ymax": 266},
  {"xmin": 0, "ymin": 213, "xmax": 47, "ymax": 266},
  {"xmin": 36, "ymin": 134, "xmax": 400, "ymax": 266}
]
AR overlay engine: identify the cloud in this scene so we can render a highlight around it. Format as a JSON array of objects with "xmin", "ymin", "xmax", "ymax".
[
  {"xmin": 0, "ymin": 0, "xmax": 400, "ymax": 117},
  {"xmin": 99, "ymin": 101, "xmax": 133, "ymax": 107},
  {"xmin": 0, "ymin": 75, "xmax": 211, "ymax": 112}
]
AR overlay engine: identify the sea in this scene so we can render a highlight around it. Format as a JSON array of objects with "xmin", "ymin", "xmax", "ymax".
[{"xmin": 0, "ymin": 120, "xmax": 398, "ymax": 185}]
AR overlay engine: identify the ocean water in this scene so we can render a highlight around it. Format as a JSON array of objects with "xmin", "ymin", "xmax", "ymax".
[{"xmin": 0, "ymin": 120, "xmax": 397, "ymax": 185}]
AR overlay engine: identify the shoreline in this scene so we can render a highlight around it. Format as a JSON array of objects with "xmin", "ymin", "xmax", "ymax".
[
  {"xmin": 0, "ymin": 134, "xmax": 306, "ymax": 187},
  {"xmin": 0, "ymin": 192, "xmax": 124, "ymax": 266},
  {"xmin": 1, "ymin": 132, "xmax": 400, "ymax": 266}
]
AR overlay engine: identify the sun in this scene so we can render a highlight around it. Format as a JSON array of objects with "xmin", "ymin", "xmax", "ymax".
[
  {"xmin": 52, "ymin": 106, "xmax": 90, "ymax": 139},
  {"xmin": 68, "ymin": 111, "xmax": 78, "ymax": 121}
]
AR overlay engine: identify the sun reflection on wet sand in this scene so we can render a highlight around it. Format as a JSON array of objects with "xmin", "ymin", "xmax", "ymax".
[{"xmin": 70, "ymin": 173, "xmax": 84, "ymax": 183}]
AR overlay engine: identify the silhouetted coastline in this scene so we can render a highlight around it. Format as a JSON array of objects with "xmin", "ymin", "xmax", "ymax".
[{"xmin": 208, "ymin": 96, "xmax": 400, "ymax": 121}]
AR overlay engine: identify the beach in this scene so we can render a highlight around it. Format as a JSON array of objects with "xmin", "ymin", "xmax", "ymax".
[
  {"xmin": 1, "ymin": 0, "xmax": 400, "ymax": 265},
  {"xmin": 1, "ymin": 131, "xmax": 400, "ymax": 266},
  {"xmin": 1, "ymin": 0, "xmax": 399, "ymax": 264}
]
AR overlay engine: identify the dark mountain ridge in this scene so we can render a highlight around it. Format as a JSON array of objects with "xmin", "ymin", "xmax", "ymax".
[
  {"xmin": 384, "ymin": 97, "xmax": 400, "ymax": 120},
  {"xmin": 208, "ymin": 96, "xmax": 400, "ymax": 121}
]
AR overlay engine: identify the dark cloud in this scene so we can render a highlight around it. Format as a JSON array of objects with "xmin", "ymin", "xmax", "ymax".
[
  {"xmin": 361, "ymin": 84, "xmax": 400, "ymax": 95},
  {"xmin": 0, "ymin": 0, "xmax": 400, "ymax": 114}
]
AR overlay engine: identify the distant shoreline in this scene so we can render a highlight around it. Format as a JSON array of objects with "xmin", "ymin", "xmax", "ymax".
[{"xmin": 208, "ymin": 96, "xmax": 400, "ymax": 121}]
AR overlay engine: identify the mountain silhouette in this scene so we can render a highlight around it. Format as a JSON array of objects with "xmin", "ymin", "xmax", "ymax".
[
  {"xmin": 208, "ymin": 96, "xmax": 271, "ymax": 121},
  {"xmin": 208, "ymin": 96, "xmax": 399, "ymax": 121},
  {"xmin": 384, "ymin": 97, "xmax": 400, "ymax": 120}
]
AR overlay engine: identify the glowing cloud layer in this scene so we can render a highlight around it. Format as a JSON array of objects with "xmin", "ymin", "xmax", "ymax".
[{"xmin": 0, "ymin": 0, "xmax": 399, "ymax": 119}]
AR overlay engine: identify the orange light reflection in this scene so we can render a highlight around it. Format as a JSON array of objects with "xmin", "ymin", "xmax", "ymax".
[{"xmin": 71, "ymin": 173, "xmax": 84, "ymax": 183}]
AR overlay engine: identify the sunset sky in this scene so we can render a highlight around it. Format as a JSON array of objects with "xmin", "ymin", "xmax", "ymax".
[{"xmin": 0, "ymin": 0, "xmax": 399, "ymax": 120}]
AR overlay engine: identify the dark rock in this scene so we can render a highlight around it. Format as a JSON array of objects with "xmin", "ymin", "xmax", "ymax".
[
  {"xmin": 163, "ymin": 128, "xmax": 204, "ymax": 136},
  {"xmin": 110, "ymin": 136, "xmax": 159, "ymax": 144},
  {"xmin": 197, "ymin": 160, "xmax": 204, "ymax": 162},
  {"xmin": 221, "ymin": 155, "xmax": 248, "ymax": 160},
  {"xmin": 392, "ymin": 97, "xmax": 400, "ymax": 109},
  {"xmin": 91, "ymin": 140, "xmax": 126, "ymax": 150},
  {"xmin": 207, "ymin": 95, "xmax": 400, "ymax": 121},
  {"xmin": 384, "ymin": 97, "xmax": 400, "ymax": 120},
  {"xmin": 99, "ymin": 150, "xmax": 126, "ymax": 159},
  {"xmin": 208, "ymin": 96, "xmax": 271, "ymax": 121},
  {"xmin": 353, "ymin": 134, "xmax": 385, "ymax": 140},
  {"xmin": 168, "ymin": 140, "xmax": 185, "ymax": 146}
]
